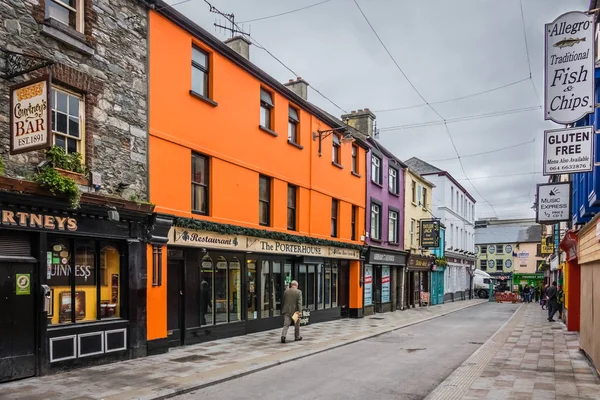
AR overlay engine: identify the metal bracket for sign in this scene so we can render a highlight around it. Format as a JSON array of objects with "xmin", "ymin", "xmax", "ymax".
[{"xmin": 0, "ymin": 48, "xmax": 54, "ymax": 80}]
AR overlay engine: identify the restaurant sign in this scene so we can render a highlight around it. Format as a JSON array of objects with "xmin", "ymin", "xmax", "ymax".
[
  {"xmin": 407, "ymin": 254, "xmax": 432, "ymax": 271},
  {"xmin": 9, "ymin": 76, "xmax": 52, "ymax": 155},
  {"xmin": 169, "ymin": 228, "xmax": 361, "ymax": 259},
  {"xmin": 543, "ymin": 126, "xmax": 594, "ymax": 175},
  {"xmin": 420, "ymin": 220, "xmax": 440, "ymax": 248},
  {"xmin": 545, "ymin": 11, "xmax": 595, "ymax": 124}
]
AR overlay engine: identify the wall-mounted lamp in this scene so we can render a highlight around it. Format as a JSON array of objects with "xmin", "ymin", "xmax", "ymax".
[{"xmin": 312, "ymin": 127, "xmax": 355, "ymax": 157}]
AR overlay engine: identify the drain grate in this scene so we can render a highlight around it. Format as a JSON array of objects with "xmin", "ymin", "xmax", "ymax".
[
  {"xmin": 370, "ymin": 317, "xmax": 385, "ymax": 320},
  {"xmin": 405, "ymin": 348, "xmax": 426, "ymax": 353},
  {"xmin": 469, "ymin": 341, "xmax": 484, "ymax": 345},
  {"xmin": 172, "ymin": 354, "xmax": 211, "ymax": 363}
]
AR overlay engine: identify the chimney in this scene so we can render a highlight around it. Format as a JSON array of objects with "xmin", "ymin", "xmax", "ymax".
[
  {"xmin": 341, "ymin": 108, "xmax": 376, "ymax": 137},
  {"xmin": 224, "ymin": 36, "xmax": 251, "ymax": 60},
  {"xmin": 284, "ymin": 77, "xmax": 309, "ymax": 100}
]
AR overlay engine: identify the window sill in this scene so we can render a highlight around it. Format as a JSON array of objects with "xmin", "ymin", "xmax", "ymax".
[
  {"xmin": 371, "ymin": 180, "xmax": 383, "ymax": 188},
  {"xmin": 389, "ymin": 191, "xmax": 400, "ymax": 197},
  {"xmin": 41, "ymin": 19, "xmax": 94, "ymax": 56},
  {"xmin": 370, "ymin": 238, "xmax": 382, "ymax": 243},
  {"xmin": 259, "ymin": 125, "xmax": 278, "ymax": 137},
  {"xmin": 259, "ymin": 222, "xmax": 271, "ymax": 227},
  {"xmin": 332, "ymin": 161, "xmax": 344, "ymax": 169},
  {"xmin": 351, "ymin": 171, "xmax": 361, "ymax": 178},
  {"xmin": 287, "ymin": 140, "xmax": 304, "ymax": 150},
  {"xmin": 411, "ymin": 201, "xmax": 418, "ymax": 207},
  {"xmin": 189, "ymin": 90, "xmax": 218, "ymax": 107},
  {"xmin": 387, "ymin": 242, "xmax": 400, "ymax": 247},
  {"xmin": 192, "ymin": 210, "xmax": 208, "ymax": 216}
]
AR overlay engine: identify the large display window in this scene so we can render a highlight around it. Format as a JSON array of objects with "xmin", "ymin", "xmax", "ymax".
[{"xmin": 47, "ymin": 238, "xmax": 123, "ymax": 325}]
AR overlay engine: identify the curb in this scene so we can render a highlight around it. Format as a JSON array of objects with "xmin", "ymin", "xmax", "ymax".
[
  {"xmin": 424, "ymin": 303, "xmax": 525, "ymax": 400},
  {"xmin": 116, "ymin": 300, "xmax": 488, "ymax": 400}
]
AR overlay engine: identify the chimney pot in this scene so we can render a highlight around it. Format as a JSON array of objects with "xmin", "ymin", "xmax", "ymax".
[
  {"xmin": 224, "ymin": 36, "xmax": 252, "ymax": 60},
  {"xmin": 284, "ymin": 77, "xmax": 310, "ymax": 101},
  {"xmin": 341, "ymin": 108, "xmax": 376, "ymax": 137}
]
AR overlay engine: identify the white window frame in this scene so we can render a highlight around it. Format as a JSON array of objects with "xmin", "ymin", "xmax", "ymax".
[
  {"xmin": 388, "ymin": 210, "xmax": 398, "ymax": 243},
  {"xmin": 51, "ymin": 86, "xmax": 85, "ymax": 160},
  {"xmin": 47, "ymin": 0, "xmax": 84, "ymax": 32},
  {"xmin": 388, "ymin": 167, "xmax": 398, "ymax": 194},
  {"xmin": 370, "ymin": 203, "xmax": 381, "ymax": 240},
  {"xmin": 371, "ymin": 155, "xmax": 381, "ymax": 185},
  {"xmin": 410, "ymin": 219, "xmax": 415, "ymax": 247}
]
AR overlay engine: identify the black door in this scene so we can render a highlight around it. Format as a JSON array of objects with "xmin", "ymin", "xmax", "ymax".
[
  {"xmin": 0, "ymin": 262, "xmax": 36, "ymax": 383},
  {"xmin": 339, "ymin": 263, "xmax": 350, "ymax": 317},
  {"xmin": 167, "ymin": 260, "xmax": 184, "ymax": 347}
]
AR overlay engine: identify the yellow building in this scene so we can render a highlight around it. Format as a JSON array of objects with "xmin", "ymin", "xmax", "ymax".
[{"xmin": 404, "ymin": 168, "xmax": 435, "ymax": 252}]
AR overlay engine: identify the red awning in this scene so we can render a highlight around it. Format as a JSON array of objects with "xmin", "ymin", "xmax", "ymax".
[{"xmin": 560, "ymin": 230, "xmax": 578, "ymax": 261}]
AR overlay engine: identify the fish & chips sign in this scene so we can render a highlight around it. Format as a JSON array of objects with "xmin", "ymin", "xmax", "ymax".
[
  {"xmin": 545, "ymin": 11, "xmax": 594, "ymax": 124},
  {"xmin": 9, "ymin": 76, "xmax": 52, "ymax": 154}
]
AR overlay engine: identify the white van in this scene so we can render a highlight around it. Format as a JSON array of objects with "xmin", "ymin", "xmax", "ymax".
[{"xmin": 473, "ymin": 269, "xmax": 492, "ymax": 298}]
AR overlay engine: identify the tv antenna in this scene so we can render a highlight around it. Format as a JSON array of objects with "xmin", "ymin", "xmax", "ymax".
[{"xmin": 211, "ymin": 7, "xmax": 250, "ymax": 38}]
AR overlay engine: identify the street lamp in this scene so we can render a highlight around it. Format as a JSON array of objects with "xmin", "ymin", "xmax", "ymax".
[{"xmin": 313, "ymin": 127, "xmax": 355, "ymax": 156}]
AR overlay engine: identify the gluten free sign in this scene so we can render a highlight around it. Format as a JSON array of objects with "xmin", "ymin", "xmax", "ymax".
[{"xmin": 543, "ymin": 126, "xmax": 593, "ymax": 175}]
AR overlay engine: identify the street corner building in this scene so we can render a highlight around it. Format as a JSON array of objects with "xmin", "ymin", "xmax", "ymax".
[
  {"xmin": 405, "ymin": 158, "xmax": 476, "ymax": 302},
  {"xmin": 0, "ymin": 0, "xmax": 153, "ymax": 382},
  {"xmin": 144, "ymin": 1, "xmax": 369, "ymax": 353}
]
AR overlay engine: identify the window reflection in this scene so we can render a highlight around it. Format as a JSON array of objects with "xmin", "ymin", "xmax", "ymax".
[{"xmin": 100, "ymin": 246, "xmax": 120, "ymax": 319}]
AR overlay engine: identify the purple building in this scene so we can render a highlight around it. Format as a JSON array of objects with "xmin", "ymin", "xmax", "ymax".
[{"xmin": 342, "ymin": 110, "xmax": 408, "ymax": 315}]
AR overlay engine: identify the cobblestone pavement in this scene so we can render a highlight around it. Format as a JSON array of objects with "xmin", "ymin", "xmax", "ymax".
[
  {"xmin": 426, "ymin": 303, "xmax": 600, "ymax": 400},
  {"xmin": 0, "ymin": 299, "xmax": 485, "ymax": 400}
]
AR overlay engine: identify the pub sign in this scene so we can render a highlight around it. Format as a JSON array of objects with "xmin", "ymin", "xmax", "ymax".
[{"xmin": 420, "ymin": 220, "xmax": 440, "ymax": 248}]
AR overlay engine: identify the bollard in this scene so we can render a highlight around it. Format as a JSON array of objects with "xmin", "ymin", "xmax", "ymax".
[{"xmin": 489, "ymin": 281, "xmax": 495, "ymax": 302}]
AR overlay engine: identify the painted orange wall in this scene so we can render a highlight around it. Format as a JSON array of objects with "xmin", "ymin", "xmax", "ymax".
[
  {"xmin": 146, "ymin": 244, "xmax": 167, "ymax": 340},
  {"xmin": 147, "ymin": 11, "xmax": 367, "ymax": 340}
]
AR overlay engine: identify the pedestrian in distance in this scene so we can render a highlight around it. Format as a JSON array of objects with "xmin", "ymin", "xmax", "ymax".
[
  {"xmin": 541, "ymin": 284, "xmax": 549, "ymax": 310},
  {"xmin": 557, "ymin": 285, "xmax": 565, "ymax": 320},
  {"xmin": 281, "ymin": 280, "xmax": 303, "ymax": 343},
  {"xmin": 534, "ymin": 286, "xmax": 540, "ymax": 303},
  {"xmin": 523, "ymin": 285, "xmax": 531, "ymax": 303},
  {"xmin": 546, "ymin": 281, "xmax": 559, "ymax": 322}
]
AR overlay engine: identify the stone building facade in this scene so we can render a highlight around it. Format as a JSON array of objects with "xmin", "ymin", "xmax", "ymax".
[{"xmin": 0, "ymin": 0, "xmax": 148, "ymax": 199}]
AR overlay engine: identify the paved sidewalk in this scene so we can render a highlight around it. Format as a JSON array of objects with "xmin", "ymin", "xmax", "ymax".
[
  {"xmin": 426, "ymin": 303, "xmax": 600, "ymax": 400},
  {"xmin": 1, "ymin": 299, "xmax": 485, "ymax": 400}
]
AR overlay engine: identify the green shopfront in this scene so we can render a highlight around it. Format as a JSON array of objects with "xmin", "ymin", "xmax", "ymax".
[{"xmin": 513, "ymin": 273, "xmax": 545, "ymax": 288}]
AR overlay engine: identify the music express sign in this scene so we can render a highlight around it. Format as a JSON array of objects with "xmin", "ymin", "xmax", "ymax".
[{"xmin": 545, "ymin": 11, "xmax": 594, "ymax": 124}]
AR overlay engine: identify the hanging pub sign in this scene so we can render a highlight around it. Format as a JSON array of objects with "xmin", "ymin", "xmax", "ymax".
[
  {"xmin": 543, "ymin": 126, "xmax": 594, "ymax": 175},
  {"xmin": 536, "ymin": 182, "xmax": 572, "ymax": 224},
  {"xmin": 544, "ymin": 11, "xmax": 595, "ymax": 124},
  {"xmin": 420, "ymin": 220, "xmax": 440, "ymax": 248},
  {"xmin": 9, "ymin": 75, "xmax": 53, "ymax": 155}
]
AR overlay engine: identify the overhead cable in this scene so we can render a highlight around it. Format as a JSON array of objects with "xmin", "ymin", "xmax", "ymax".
[{"xmin": 238, "ymin": 0, "xmax": 335, "ymax": 23}]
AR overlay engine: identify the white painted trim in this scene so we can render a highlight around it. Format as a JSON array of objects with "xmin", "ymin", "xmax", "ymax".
[
  {"xmin": 104, "ymin": 328, "xmax": 127, "ymax": 353},
  {"xmin": 77, "ymin": 331, "xmax": 104, "ymax": 358},
  {"xmin": 49, "ymin": 335, "xmax": 77, "ymax": 363}
]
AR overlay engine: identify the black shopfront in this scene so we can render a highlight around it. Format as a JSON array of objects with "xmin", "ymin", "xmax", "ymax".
[
  {"xmin": 0, "ymin": 189, "xmax": 152, "ymax": 382},
  {"xmin": 406, "ymin": 253, "xmax": 434, "ymax": 308},
  {"xmin": 364, "ymin": 247, "xmax": 407, "ymax": 315},
  {"xmin": 164, "ymin": 227, "xmax": 359, "ymax": 346}
]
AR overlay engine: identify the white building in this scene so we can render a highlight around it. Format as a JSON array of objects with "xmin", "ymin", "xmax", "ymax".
[{"xmin": 405, "ymin": 158, "xmax": 477, "ymax": 301}]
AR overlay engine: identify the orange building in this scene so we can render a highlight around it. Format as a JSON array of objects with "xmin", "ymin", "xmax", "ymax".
[{"xmin": 145, "ymin": 6, "xmax": 367, "ymax": 352}]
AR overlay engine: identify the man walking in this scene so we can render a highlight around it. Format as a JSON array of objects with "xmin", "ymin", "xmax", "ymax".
[
  {"xmin": 546, "ymin": 281, "xmax": 558, "ymax": 322},
  {"xmin": 281, "ymin": 280, "xmax": 303, "ymax": 343}
]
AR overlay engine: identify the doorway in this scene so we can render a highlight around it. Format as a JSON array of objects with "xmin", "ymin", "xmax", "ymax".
[
  {"xmin": 339, "ymin": 263, "xmax": 350, "ymax": 317},
  {"xmin": 167, "ymin": 259, "xmax": 184, "ymax": 347},
  {"xmin": 0, "ymin": 262, "xmax": 36, "ymax": 382}
]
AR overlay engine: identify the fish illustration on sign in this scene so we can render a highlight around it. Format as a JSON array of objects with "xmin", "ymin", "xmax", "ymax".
[{"xmin": 553, "ymin": 37, "xmax": 586, "ymax": 48}]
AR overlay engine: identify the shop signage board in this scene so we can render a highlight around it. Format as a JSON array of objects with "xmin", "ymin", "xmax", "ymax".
[
  {"xmin": 536, "ymin": 182, "xmax": 572, "ymax": 224},
  {"xmin": 9, "ymin": 75, "xmax": 53, "ymax": 155},
  {"xmin": 169, "ymin": 227, "xmax": 361, "ymax": 259},
  {"xmin": 420, "ymin": 220, "xmax": 440, "ymax": 248},
  {"xmin": 364, "ymin": 266, "xmax": 373, "ymax": 306},
  {"xmin": 381, "ymin": 267, "xmax": 390, "ymax": 303},
  {"xmin": 543, "ymin": 126, "xmax": 594, "ymax": 175},
  {"xmin": 407, "ymin": 254, "xmax": 432, "ymax": 270},
  {"xmin": 299, "ymin": 309, "xmax": 310, "ymax": 326},
  {"xmin": 367, "ymin": 248, "xmax": 407, "ymax": 266},
  {"xmin": 544, "ymin": 11, "xmax": 595, "ymax": 124}
]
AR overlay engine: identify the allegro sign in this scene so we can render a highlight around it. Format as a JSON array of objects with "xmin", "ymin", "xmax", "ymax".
[{"xmin": 545, "ymin": 11, "xmax": 595, "ymax": 124}]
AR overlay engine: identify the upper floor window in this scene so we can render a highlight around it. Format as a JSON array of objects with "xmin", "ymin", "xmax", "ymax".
[
  {"xmin": 260, "ymin": 89, "xmax": 273, "ymax": 130},
  {"xmin": 480, "ymin": 245, "xmax": 487, "ymax": 255},
  {"xmin": 47, "ymin": 0, "xmax": 83, "ymax": 32},
  {"xmin": 410, "ymin": 219, "xmax": 415, "ymax": 246},
  {"xmin": 370, "ymin": 203, "xmax": 381, "ymax": 240},
  {"xmin": 191, "ymin": 46, "xmax": 209, "ymax": 98},
  {"xmin": 388, "ymin": 167, "xmax": 398, "ymax": 194},
  {"xmin": 332, "ymin": 134, "xmax": 341, "ymax": 165},
  {"xmin": 497, "ymin": 244, "xmax": 504, "ymax": 254},
  {"xmin": 288, "ymin": 107, "xmax": 299, "ymax": 144},
  {"xmin": 259, "ymin": 175, "xmax": 271, "ymax": 226},
  {"xmin": 192, "ymin": 153, "xmax": 209, "ymax": 214},
  {"xmin": 388, "ymin": 210, "xmax": 398, "ymax": 244},
  {"xmin": 451, "ymin": 187, "xmax": 454, "ymax": 209},
  {"xmin": 287, "ymin": 185, "xmax": 297, "ymax": 231},
  {"xmin": 351, "ymin": 205, "xmax": 357, "ymax": 241},
  {"xmin": 422, "ymin": 187, "xmax": 427, "ymax": 209},
  {"xmin": 51, "ymin": 87, "xmax": 83, "ymax": 156},
  {"xmin": 371, "ymin": 155, "xmax": 382, "ymax": 185},
  {"xmin": 411, "ymin": 180, "xmax": 416, "ymax": 204},
  {"xmin": 331, "ymin": 199, "xmax": 339, "ymax": 237},
  {"xmin": 351, "ymin": 145, "xmax": 358, "ymax": 174}
]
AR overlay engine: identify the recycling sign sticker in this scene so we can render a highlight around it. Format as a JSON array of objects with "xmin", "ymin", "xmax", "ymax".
[{"xmin": 16, "ymin": 273, "xmax": 31, "ymax": 295}]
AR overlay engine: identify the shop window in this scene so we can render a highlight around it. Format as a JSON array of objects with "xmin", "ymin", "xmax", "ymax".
[
  {"xmin": 287, "ymin": 185, "xmax": 297, "ymax": 231},
  {"xmin": 215, "ymin": 257, "xmax": 228, "ymax": 324},
  {"xmin": 51, "ymin": 87, "xmax": 84, "ymax": 158},
  {"xmin": 371, "ymin": 155, "xmax": 382, "ymax": 184},
  {"xmin": 100, "ymin": 246, "xmax": 120, "ymax": 319},
  {"xmin": 381, "ymin": 266, "xmax": 390, "ymax": 303},
  {"xmin": 298, "ymin": 264, "xmax": 316, "ymax": 311},
  {"xmin": 192, "ymin": 153, "xmax": 209, "ymax": 214},
  {"xmin": 259, "ymin": 175, "xmax": 271, "ymax": 226},
  {"xmin": 46, "ymin": 0, "xmax": 84, "ymax": 32},
  {"xmin": 288, "ymin": 107, "xmax": 299, "ymax": 144},
  {"xmin": 317, "ymin": 264, "xmax": 324, "ymax": 309},
  {"xmin": 229, "ymin": 257, "xmax": 242, "ymax": 322},
  {"xmin": 200, "ymin": 255, "xmax": 213, "ymax": 326},
  {"xmin": 260, "ymin": 88, "xmax": 274, "ymax": 130},
  {"xmin": 191, "ymin": 46, "xmax": 210, "ymax": 98},
  {"xmin": 331, "ymin": 261, "xmax": 338, "ymax": 307},
  {"xmin": 48, "ymin": 239, "xmax": 122, "ymax": 325},
  {"xmin": 324, "ymin": 262, "xmax": 331, "ymax": 308},
  {"xmin": 273, "ymin": 261, "xmax": 282, "ymax": 316},
  {"xmin": 261, "ymin": 260, "xmax": 271, "ymax": 318},
  {"xmin": 364, "ymin": 265, "xmax": 373, "ymax": 306}
]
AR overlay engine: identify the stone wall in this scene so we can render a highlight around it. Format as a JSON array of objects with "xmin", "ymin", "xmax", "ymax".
[{"xmin": 0, "ymin": 0, "xmax": 148, "ymax": 200}]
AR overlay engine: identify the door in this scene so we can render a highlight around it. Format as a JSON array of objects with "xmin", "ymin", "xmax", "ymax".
[
  {"xmin": 339, "ymin": 264, "xmax": 349, "ymax": 317},
  {"xmin": 167, "ymin": 260, "xmax": 184, "ymax": 347},
  {"xmin": 0, "ymin": 262, "xmax": 36, "ymax": 382}
]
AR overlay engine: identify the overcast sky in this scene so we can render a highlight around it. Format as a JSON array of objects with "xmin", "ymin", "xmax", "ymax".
[{"xmin": 171, "ymin": 0, "xmax": 589, "ymax": 220}]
